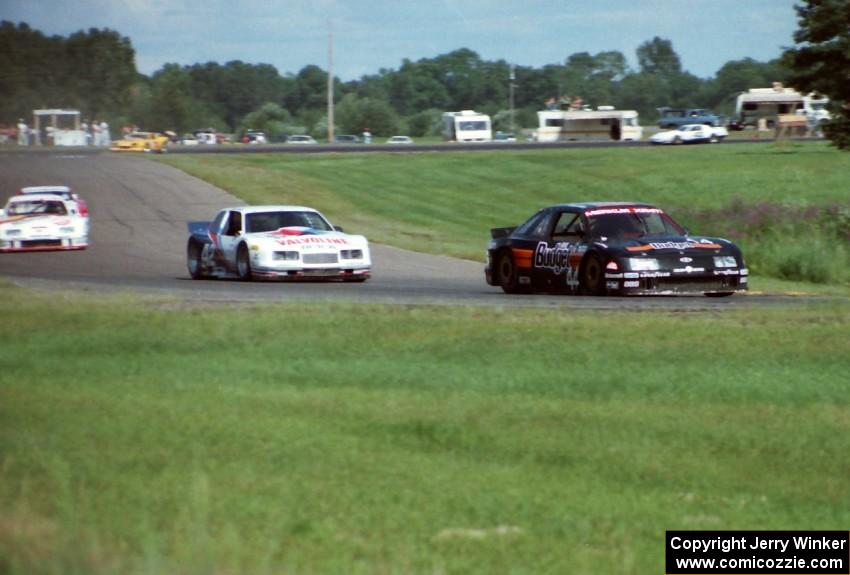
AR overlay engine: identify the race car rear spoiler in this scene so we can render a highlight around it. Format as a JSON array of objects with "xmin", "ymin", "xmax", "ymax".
[
  {"xmin": 490, "ymin": 226, "xmax": 515, "ymax": 240},
  {"xmin": 187, "ymin": 220, "xmax": 212, "ymax": 242}
]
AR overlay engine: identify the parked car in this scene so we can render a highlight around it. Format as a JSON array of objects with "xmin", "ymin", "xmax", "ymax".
[
  {"xmin": 180, "ymin": 134, "xmax": 199, "ymax": 146},
  {"xmin": 334, "ymin": 134, "xmax": 361, "ymax": 144},
  {"xmin": 286, "ymin": 135, "xmax": 318, "ymax": 145},
  {"xmin": 109, "ymin": 131, "xmax": 169, "ymax": 153},
  {"xmin": 243, "ymin": 131, "xmax": 266, "ymax": 144},
  {"xmin": 386, "ymin": 136, "xmax": 414, "ymax": 145},
  {"xmin": 0, "ymin": 192, "xmax": 89, "ymax": 252},
  {"xmin": 493, "ymin": 131, "xmax": 517, "ymax": 142},
  {"xmin": 656, "ymin": 107, "xmax": 721, "ymax": 128},
  {"xmin": 485, "ymin": 202, "xmax": 747, "ymax": 297},
  {"xmin": 650, "ymin": 124, "xmax": 728, "ymax": 145},
  {"xmin": 186, "ymin": 206, "xmax": 371, "ymax": 282}
]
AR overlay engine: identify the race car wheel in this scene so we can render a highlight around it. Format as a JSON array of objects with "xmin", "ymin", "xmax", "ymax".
[
  {"xmin": 187, "ymin": 239, "xmax": 208, "ymax": 280},
  {"xmin": 236, "ymin": 243, "xmax": 253, "ymax": 281},
  {"xmin": 580, "ymin": 254, "xmax": 606, "ymax": 296},
  {"xmin": 497, "ymin": 250, "xmax": 525, "ymax": 294},
  {"xmin": 673, "ymin": 136, "xmax": 682, "ymax": 145}
]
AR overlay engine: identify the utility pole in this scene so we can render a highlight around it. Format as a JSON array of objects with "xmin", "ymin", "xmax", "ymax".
[
  {"xmin": 509, "ymin": 65, "xmax": 516, "ymax": 133},
  {"xmin": 327, "ymin": 20, "xmax": 334, "ymax": 144}
]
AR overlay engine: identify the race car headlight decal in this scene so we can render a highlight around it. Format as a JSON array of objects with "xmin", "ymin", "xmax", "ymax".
[
  {"xmin": 628, "ymin": 258, "xmax": 660, "ymax": 271},
  {"xmin": 60, "ymin": 226, "xmax": 76, "ymax": 233},
  {"xmin": 4, "ymin": 229, "xmax": 21, "ymax": 237},
  {"xmin": 273, "ymin": 251, "xmax": 300, "ymax": 261},
  {"xmin": 340, "ymin": 249, "xmax": 363, "ymax": 260},
  {"xmin": 713, "ymin": 256, "xmax": 737, "ymax": 268}
]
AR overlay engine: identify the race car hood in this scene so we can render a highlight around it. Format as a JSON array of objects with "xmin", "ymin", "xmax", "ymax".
[
  {"xmin": 0, "ymin": 213, "xmax": 77, "ymax": 230},
  {"xmin": 601, "ymin": 235, "xmax": 738, "ymax": 257}
]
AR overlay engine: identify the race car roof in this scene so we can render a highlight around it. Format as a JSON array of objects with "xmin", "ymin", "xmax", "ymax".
[
  {"xmin": 7, "ymin": 193, "xmax": 73, "ymax": 203},
  {"xmin": 22, "ymin": 185, "xmax": 71, "ymax": 195},
  {"xmin": 547, "ymin": 202, "xmax": 656, "ymax": 211},
  {"xmin": 223, "ymin": 205, "xmax": 321, "ymax": 214}
]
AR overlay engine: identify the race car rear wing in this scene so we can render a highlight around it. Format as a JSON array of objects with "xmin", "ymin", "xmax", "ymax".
[
  {"xmin": 187, "ymin": 220, "xmax": 212, "ymax": 242},
  {"xmin": 490, "ymin": 226, "xmax": 515, "ymax": 240}
]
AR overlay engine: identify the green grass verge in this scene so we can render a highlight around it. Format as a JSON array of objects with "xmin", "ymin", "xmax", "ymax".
[
  {"xmin": 157, "ymin": 141, "xmax": 850, "ymax": 286},
  {"xmin": 1, "ymin": 283, "xmax": 849, "ymax": 574}
]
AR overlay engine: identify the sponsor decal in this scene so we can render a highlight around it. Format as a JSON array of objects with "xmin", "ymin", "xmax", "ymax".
[
  {"xmin": 276, "ymin": 236, "xmax": 350, "ymax": 246},
  {"xmin": 626, "ymin": 239, "xmax": 722, "ymax": 252},
  {"xmin": 673, "ymin": 266, "xmax": 706, "ymax": 274},
  {"xmin": 679, "ymin": 256, "xmax": 693, "ymax": 263},
  {"xmin": 269, "ymin": 226, "xmax": 351, "ymax": 247},
  {"xmin": 623, "ymin": 280, "xmax": 640, "ymax": 288},
  {"xmin": 533, "ymin": 242, "xmax": 586, "ymax": 289},
  {"xmin": 585, "ymin": 207, "xmax": 664, "ymax": 217},
  {"xmin": 606, "ymin": 281, "xmax": 620, "ymax": 289}
]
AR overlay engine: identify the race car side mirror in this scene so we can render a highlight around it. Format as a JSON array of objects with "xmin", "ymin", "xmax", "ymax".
[{"xmin": 333, "ymin": 225, "xmax": 345, "ymax": 232}]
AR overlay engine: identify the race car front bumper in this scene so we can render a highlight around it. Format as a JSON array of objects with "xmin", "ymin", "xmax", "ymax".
[
  {"xmin": 250, "ymin": 265, "xmax": 371, "ymax": 281},
  {"xmin": 604, "ymin": 268, "xmax": 748, "ymax": 295}
]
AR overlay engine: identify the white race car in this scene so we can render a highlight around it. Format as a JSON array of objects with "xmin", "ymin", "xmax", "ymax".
[
  {"xmin": 0, "ymin": 192, "xmax": 90, "ymax": 252},
  {"xmin": 186, "ymin": 205, "xmax": 371, "ymax": 281},
  {"xmin": 650, "ymin": 123, "xmax": 728, "ymax": 145}
]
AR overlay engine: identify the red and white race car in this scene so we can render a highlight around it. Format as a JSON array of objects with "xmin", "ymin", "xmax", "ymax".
[
  {"xmin": 0, "ymin": 191, "xmax": 90, "ymax": 252},
  {"xmin": 186, "ymin": 205, "xmax": 371, "ymax": 281}
]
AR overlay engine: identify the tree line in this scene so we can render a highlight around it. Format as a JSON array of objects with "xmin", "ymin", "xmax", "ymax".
[{"xmin": 1, "ymin": 4, "xmax": 846, "ymax": 146}]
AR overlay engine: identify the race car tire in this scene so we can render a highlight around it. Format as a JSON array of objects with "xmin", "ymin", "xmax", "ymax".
[
  {"xmin": 704, "ymin": 291, "xmax": 734, "ymax": 298},
  {"xmin": 580, "ymin": 254, "xmax": 606, "ymax": 296},
  {"xmin": 673, "ymin": 136, "xmax": 682, "ymax": 145},
  {"xmin": 496, "ymin": 250, "xmax": 526, "ymax": 294},
  {"xmin": 236, "ymin": 243, "xmax": 253, "ymax": 281},
  {"xmin": 187, "ymin": 239, "xmax": 208, "ymax": 280}
]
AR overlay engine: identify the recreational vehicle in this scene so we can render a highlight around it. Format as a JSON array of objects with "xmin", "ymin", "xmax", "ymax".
[
  {"xmin": 732, "ymin": 85, "xmax": 830, "ymax": 129},
  {"xmin": 442, "ymin": 111, "xmax": 492, "ymax": 142},
  {"xmin": 534, "ymin": 107, "xmax": 643, "ymax": 142}
]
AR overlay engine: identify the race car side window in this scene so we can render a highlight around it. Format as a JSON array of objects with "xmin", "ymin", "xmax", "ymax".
[
  {"xmin": 224, "ymin": 211, "xmax": 242, "ymax": 236},
  {"xmin": 551, "ymin": 212, "xmax": 583, "ymax": 242},
  {"xmin": 211, "ymin": 211, "xmax": 226, "ymax": 235},
  {"xmin": 516, "ymin": 210, "xmax": 554, "ymax": 240}
]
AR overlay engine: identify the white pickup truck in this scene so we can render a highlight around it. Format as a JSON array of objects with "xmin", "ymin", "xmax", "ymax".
[{"xmin": 650, "ymin": 123, "xmax": 728, "ymax": 145}]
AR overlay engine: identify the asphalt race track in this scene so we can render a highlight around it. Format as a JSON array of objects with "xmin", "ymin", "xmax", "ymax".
[{"xmin": 0, "ymin": 149, "xmax": 810, "ymax": 310}]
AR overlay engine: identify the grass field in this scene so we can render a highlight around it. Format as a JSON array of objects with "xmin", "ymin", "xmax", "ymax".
[
  {"xmin": 158, "ymin": 141, "xmax": 850, "ymax": 286},
  {"xmin": 1, "ymin": 283, "xmax": 849, "ymax": 574}
]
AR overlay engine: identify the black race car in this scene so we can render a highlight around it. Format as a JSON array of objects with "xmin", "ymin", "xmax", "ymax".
[{"xmin": 485, "ymin": 202, "xmax": 748, "ymax": 296}]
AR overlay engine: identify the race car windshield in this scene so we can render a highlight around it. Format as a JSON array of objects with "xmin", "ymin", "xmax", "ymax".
[
  {"xmin": 7, "ymin": 200, "xmax": 68, "ymax": 216},
  {"xmin": 587, "ymin": 211, "xmax": 684, "ymax": 240},
  {"xmin": 246, "ymin": 211, "xmax": 333, "ymax": 233}
]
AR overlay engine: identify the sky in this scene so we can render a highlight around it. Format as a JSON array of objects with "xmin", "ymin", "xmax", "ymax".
[{"xmin": 2, "ymin": 0, "xmax": 801, "ymax": 80}]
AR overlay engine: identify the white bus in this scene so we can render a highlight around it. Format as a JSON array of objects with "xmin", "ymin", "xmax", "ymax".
[
  {"xmin": 534, "ymin": 107, "xmax": 643, "ymax": 142},
  {"xmin": 442, "ymin": 110, "xmax": 492, "ymax": 142}
]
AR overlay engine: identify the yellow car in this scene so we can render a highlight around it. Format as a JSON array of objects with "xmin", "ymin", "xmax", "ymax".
[{"xmin": 110, "ymin": 131, "xmax": 169, "ymax": 153}]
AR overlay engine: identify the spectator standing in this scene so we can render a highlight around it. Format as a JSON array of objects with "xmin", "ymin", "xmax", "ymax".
[
  {"xmin": 81, "ymin": 120, "xmax": 91, "ymax": 145},
  {"xmin": 16, "ymin": 119, "xmax": 28, "ymax": 146},
  {"xmin": 99, "ymin": 120, "xmax": 110, "ymax": 146},
  {"xmin": 92, "ymin": 120, "xmax": 101, "ymax": 147}
]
